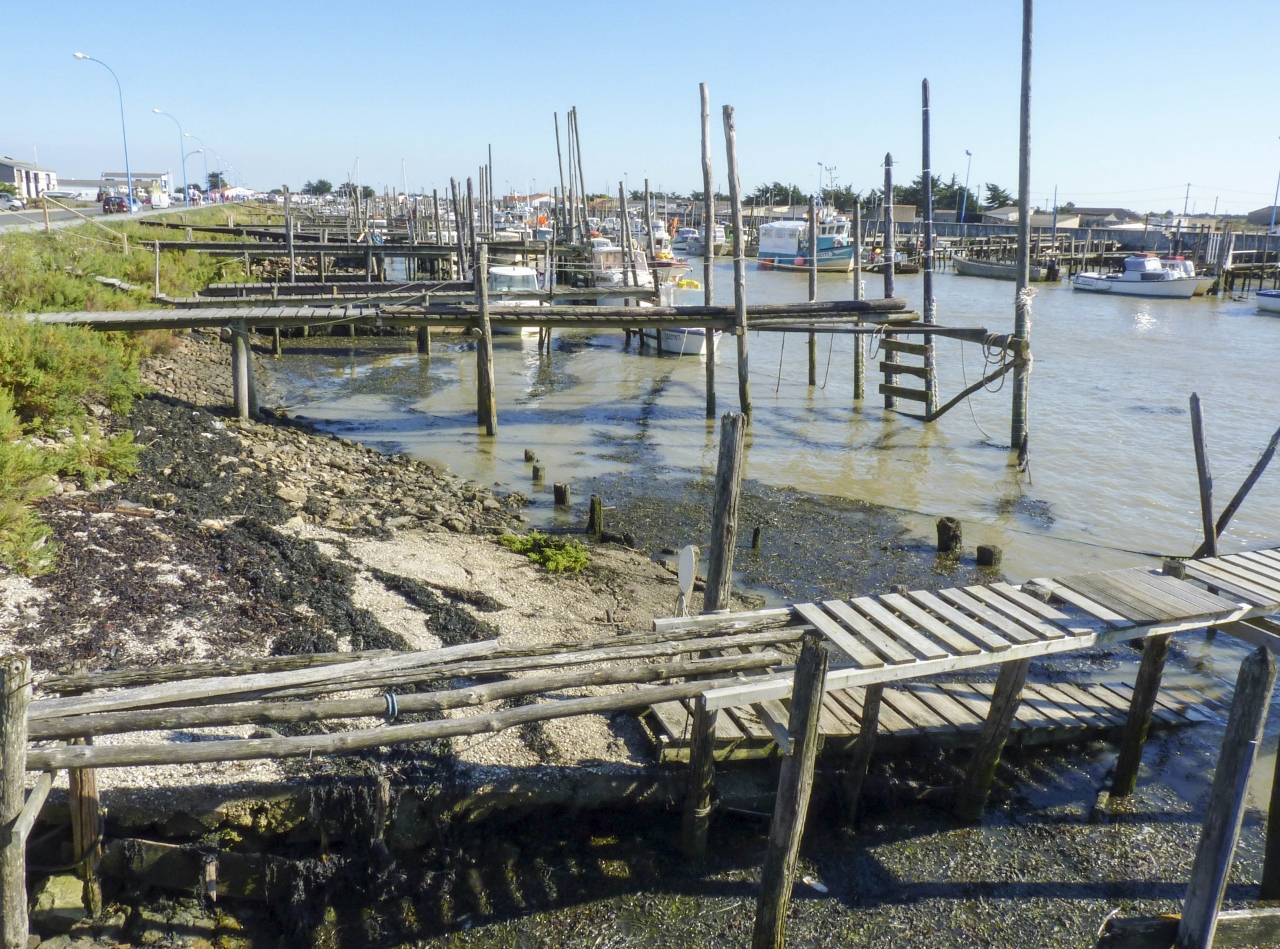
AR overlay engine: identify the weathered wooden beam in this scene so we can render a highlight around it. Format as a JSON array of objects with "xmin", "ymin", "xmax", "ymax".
[
  {"xmin": 704, "ymin": 412, "xmax": 747, "ymax": 613},
  {"xmin": 1, "ymin": 655, "xmax": 32, "ymax": 949},
  {"xmin": 723, "ymin": 104, "xmax": 752, "ymax": 418},
  {"xmin": 1189, "ymin": 393, "xmax": 1218, "ymax": 558},
  {"xmin": 701, "ymin": 83, "xmax": 716, "ymax": 419},
  {"xmin": 1111, "ymin": 633, "xmax": 1172, "ymax": 797},
  {"xmin": 681, "ymin": 696, "xmax": 718, "ymax": 860},
  {"xmin": 841, "ymin": 683, "xmax": 883, "ymax": 824},
  {"xmin": 954, "ymin": 657, "xmax": 1030, "ymax": 820}
]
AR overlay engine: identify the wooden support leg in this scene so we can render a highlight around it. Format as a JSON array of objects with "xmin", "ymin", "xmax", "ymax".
[
  {"xmin": 752, "ymin": 632, "xmax": 829, "ymax": 949},
  {"xmin": 1260, "ymin": 731, "xmax": 1280, "ymax": 899},
  {"xmin": 1177, "ymin": 647, "xmax": 1276, "ymax": 949},
  {"xmin": 853, "ymin": 335, "xmax": 864, "ymax": 401},
  {"xmin": 807, "ymin": 331, "xmax": 817, "ymax": 386},
  {"xmin": 681, "ymin": 697, "xmax": 718, "ymax": 860},
  {"xmin": 1111, "ymin": 633, "xmax": 1172, "ymax": 797},
  {"xmin": 230, "ymin": 330, "xmax": 250, "ymax": 421},
  {"xmin": 704, "ymin": 413, "xmax": 747, "ymax": 613},
  {"xmin": 69, "ymin": 740, "xmax": 101, "ymax": 915},
  {"xmin": 587, "ymin": 495, "xmax": 603, "ymax": 538},
  {"xmin": 271, "ymin": 328, "xmax": 282, "ymax": 356},
  {"xmin": 954, "ymin": 657, "xmax": 1030, "ymax": 821},
  {"xmin": 1, "ymin": 655, "xmax": 33, "ymax": 949},
  {"xmin": 841, "ymin": 684, "xmax": 883, "ymax": 825},
  {"xmin": 416, "ymin": 326, "xmax": 431, "ymax": 356}
]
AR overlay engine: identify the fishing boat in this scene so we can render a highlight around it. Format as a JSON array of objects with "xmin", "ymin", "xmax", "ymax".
[
  {"xmin": 1257, "ymin": 289, "xmax": 1280, "ymax": 314},
  {"xmin": 486, "ymin": 265, "xmax": 543, "ymax": 336},
  {"xmin": 952, "ymin": 253, "xmax": 1051, "ymax": 281},
  {"xmin": 1072, "ymin": 255, "xmax": 1198, "ymax": 298},
  {"xmin": 1160, "ymin": 257, "xmax": 1214, "ymax": 295},
  {"xmin": 685, "ymin": 224, "xmax": 727, "ymax": 257},
  {"xmin": 756, "ymin": 217, "xmax": 859, "ymax": 272},
  {"xmin": 672, "ymin": 227, "xmax": 700, "ymax": 252}
]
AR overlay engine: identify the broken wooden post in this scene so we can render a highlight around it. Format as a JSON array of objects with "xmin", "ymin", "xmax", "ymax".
[
  {"xmin": 1177, "ymin": 647, "xmax": 1276, "ymax": 949},
  {"xmin": 1111, "ymin": 632, "xmax": 1172, "ymax": 797},
  {"xmin": 475, "ymin": 244, "xmax": 496, "ymax": 435},
  {"xmin": 841, "ymin": 683, "xmax": 883, "ymax": 824},
  {"xmin": 954, "ymin": 656, "xmax": 1031, "ymax": 820},
  {"xmin": 704, "ymin": 412, "xmax": 747, "ymax": 612},
  {"xmin": 553, "ymin": 482, "xmax": 571, "ymax": 506},
  {"xmin": 700, "ymin": 83, "xmax": 717, "ymax": 420},
  {"xmin": 937, "ymin": 516, "xmax": 962, "ymax": 556},
  {"xmin": 752, "ymin": 631, "xmax": 829, "ymax": 949},
  {"xmin": 0, "ymin": 655, "xmax": 32, "ymax": 949},
  {"xmin": 722, "ymin": 104, "xmax": 752, "ymax": 419},
  {"xmin": 1190, "ymin": 392, "xmax": 1217, "ymax": 558},
  {"xmin": 681, "ymin": 695, "xmax": 719, "ymax": 860},
  {"xmin": 229, "ymin": 324, "xmax": 255, "ymax": 421},
  {"xmin": 1192, "ymin": 420, "xmax": 1280, "ymax": 559},
  {"xmin": 416, "ymin": 326, "xmax": 431, "ymax": 357},
  {"xmin": 587, "ymin": 495, "xmax": 603, "ymax": 538}
]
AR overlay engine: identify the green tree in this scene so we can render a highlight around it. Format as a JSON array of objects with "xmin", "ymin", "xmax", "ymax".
[
  {"xmin": 983, "ymin": 183, "xmax": 1014, "ymax": 209},
  {"xmin": 747, "ymin": 182, "xmax": 805, "ymax": 206},
  {"xmin": 207, "ymin": 172, "xmax": 228, "ymax": 191},
  {"xmin": 302, "ymin": 179, "xmax": 334, "ymax": 196},
  {"xmin": 0, "ymin": 183, "xmax": 18, "ymax": 198},
  {"xmin": 820, "ymin": 185, "xmax": 862, "ymax": 212}
]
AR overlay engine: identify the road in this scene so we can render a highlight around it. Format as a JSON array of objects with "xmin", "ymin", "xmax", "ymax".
[{"xmin": 0, "ymin": 203, "xmax": 204, "ymax": 234}]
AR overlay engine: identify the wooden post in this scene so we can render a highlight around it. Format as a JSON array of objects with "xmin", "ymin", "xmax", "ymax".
[
  {"xmin": 1010, "ymin": 0, "xmax": 1034, "ymax": 452},
  {"xmin": 1110, "ymin": 632, "xmax": 1172, "ymax": 797},
  {"xmin": 841, "ymin": 683, "xmax": 883, "ymax": 824},
  {"xmin": 722, "ymin": 105, "xmax": 751, "ymax": 418},
  {"xmin": 554, "ymin": 113, "xmax": 567, "ymax": 233},
  {"xmin": 921, "ymin": 78, "xmax": 938, "ymax": 416},
  {"xmin": 643, "ymin": 178, "xmax": 656, "ymax": 262},
  {"xmin": 587, "ymin": 495, "xmax": 603, "ymax": 538},
  {"xmin": 153, "ymin": 241, "xmax": 161, "ymax": 297},
  {"xmin": 466, "ymin": 178, "xmax": 478, "ymax": 278},
  {"xmin": 417, "ymin": 326, "xmax": 431, "ymax": 356},
  {"xmin": 882, "ymin": 155, "xmax": 898, "ymax": 409},
  {"xmin": 230, "ymin": 326, "xmax": 251, "ymax": 421},
  {"xmin": 752, "ymin": 631, "xmax": 829, "ymax": 949},
  {"xmin": 808, "ymin": 194, "xmax": 818, "ymax": 386},
  {"xmin": 1190, "ymin": 392, "xmax": 1217, "ymax": 558},
  {"xmin": 681, "ymin": 696, "xmax": 719, "ymax": 859},
  {"xmin": 284, "ymin": 187, "xmax": 296, "ymax": 284},
  {"xmin": 42, "ymin": 196, "xmax": 50, "ymax": 234},
  {"xmin": 1177, "ymin": 647, "xmax": 1276, "ymax": 949},
  {"xmin": 271, "ymin": 328, "xmax": 282, "ymax": 356},
  {"xmin": 954, "ymin": 657, "xmax": 1031, "ymax": 820},
  {"xmin": 553, "ymin": 483, "xmax": 571, "ymax": 506},
  {"xmin": 704, "ymin": 412, "xmax": 747, "ymax": 612},
  {"xmin": 700, "ymin": 83, "xmax": 717, "ymax": 420},
  {"xmin": 475, "ymin": 244, "xmax": 496, "ymax": 435},
  {"xmin": 69, "ymin": 737, "xmax": 101, "ymax": 908},
  {"xmin": 853, "ymin": 202, "xmax": 864, "ymax": 401},
  {"xmin": 0, "ymin": 655, "xmax": 32, "ymax": 949}
]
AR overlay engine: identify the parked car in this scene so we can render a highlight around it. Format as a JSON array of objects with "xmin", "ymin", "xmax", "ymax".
[
  {"xmin": 0, "ymin": 193, "xmax": 26, "ymax": 211},
  {"xmin": 148, "ymin": 191, "xmax": 171, "ymax": 209},
  {"xmin": 102, "ymin": 195, "xmax": 140, "ymax": 214}
]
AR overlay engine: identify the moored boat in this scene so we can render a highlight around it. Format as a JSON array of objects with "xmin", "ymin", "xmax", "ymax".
[
  {"xmin": 487, "ymin": 265, "xmax": 543, "ymax": 336},
  {"xmin": 756, "ymin": 217, "xmax": 858, "ymax": 272},
  {"xmin": 639, "ymin": 326, "xmax": 722, "ymax": 356},
  {"xmin": 1257, "ymin": 289, "xmax": 1280, "ymax": 314},
  {"xmin": 1072, "ymin": 255, "xmax": 1198, "ymax": 298},
  {"xmin": 1160, "ymin": 257, "xmax": 1214, "ymax": 295},
  {"xmin": 952, "ymin": 253, "xmax": 1050, "ymax": 281}
]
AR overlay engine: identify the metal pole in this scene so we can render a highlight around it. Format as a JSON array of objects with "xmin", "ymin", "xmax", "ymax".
[
  {"xmin": 77, "ymin": 54, "xmax": 134, "ymax": 214},
  {"xmin": 1010, "ymin": 0, "xmax": 1033, "ymax": 452}
]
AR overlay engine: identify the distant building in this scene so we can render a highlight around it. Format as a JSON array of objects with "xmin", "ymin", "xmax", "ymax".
[
  {"xmin": 981, "ymin": 205, "xmax": 1079, "ymax": 228},
  {"xmin": 101, "ymin": 171, "xmax": 172, "ymax": 196},
  {"xmin": 1070, "ymin": 207, "xmax": 1141, "ymax": 228},
  {"xmin": 0, "ymin": 156, "xmax": 57, "ymax": 199},
  {"xmin": 1246, "ymin": 205, "xmax": 1279, "ymax": 229}
]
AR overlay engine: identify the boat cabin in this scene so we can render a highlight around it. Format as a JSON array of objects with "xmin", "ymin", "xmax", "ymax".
[
  {"xmin": 758, "ymin": 221, "xmax": 807, "ymax": 255},
  {"xmin": 488, "ymin": 266, "xmax": 540, "ymax": 295}
]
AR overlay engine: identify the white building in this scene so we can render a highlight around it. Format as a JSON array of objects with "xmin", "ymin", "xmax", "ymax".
[{"xmin": 0, "ymin": 157, "xmax": 57, "ymax": 199}]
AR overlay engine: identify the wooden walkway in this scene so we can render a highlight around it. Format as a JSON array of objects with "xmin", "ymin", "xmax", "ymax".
[{"xmin": 647, "ymin": 547, "xmax": 1280, "ymax": 757}]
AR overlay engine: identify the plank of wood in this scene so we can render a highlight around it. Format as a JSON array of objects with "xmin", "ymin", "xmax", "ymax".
[
  {"xmin": 1056, "ymin": 573, "xmax": 1167, "ymax": 623},
  {"xmin": 821, "ymin": 601, "xmax": 916, "ymax": 665},
  {"xmin": 833, "ymin": 687, "xmax": 912, "ymax": 736},
  {"xmin": 880, "ymin": 338, "xmax": 928, "ymax": 356},
  {"xmin": 755, "ymin": 699, "xmax": 796, "ymax": 752},
  {"xmin": 1157, "ymin": 686, "xmax": 1222, "ymax": 724},
  {"xmin": 964, "ymin": 680, "xmax": 1056, "ymax": 729},
  {"xmin": 989, "ymin": 582, "xmax": 1072, "ymax": 622},
  {"xmin": 832, "ymin": 687, "xmax": 865, "ymax": 722},
  {"xmin": 851, "ymin": 597, "xmax": 952, "ymax": 660},
  {"xmin": 877, "ymin": 383, "xmax": 930, "ymax": 403},
  {"xmin": 648, "ymin": 701, "xmax": 691, "ymax": 743},
  {"xmin": 936, "ymin": 588, "xmax": 1040, "ymax": 645},
  {"xmin": 879, "ymin": 593, "xmax": 985, "ymax": 656},
  {"xmin": 821, "ymin": 694, "xmax": 860, "ymax": 734},
  {"xmin": 1198, "ymin": 559, "xmax": 1280, "ymax": 599},
  {"xmin": 879, "ymin": 360, "xmax": 930, "ymax": 379},
  {"xmin": 1077, "ymin": 681, "xmax": 1142, "ymax": 717},
  {"xmin": 937, "ymin": 682, "xmax": 993, "ymax": 720},
  {"xmin": 1119, "ymin": 568, "xmax": 1243, "ymax": 616},
  {"xmin": 1229, "ymin": 551, "xmax": 1280, "ymax": 584},
  {"xmin": 726, "ymin": 703, "xmax": 776, "ymax": 743},
  {"xmin": 1018, "ymin": 684, "xmax": 1086, "ymax": 728},
  {"xmin": 907, "ymin": 684, "xmax": 986, "ymax": 731},
  {"xmin": 1249, "ymin": 548, "xmax": 1280, "ymax": 570},
  {"xmin": 966, "ymin": 586, "xmax": 1068, "ymax": 640},
  {"xmin": 1029, "ymin": 577, "xmax": 1134, "ymax": 628},
  {"xmin": 1180, "ymin": 561, "xmax": 1277, "ymax": 608},
  {"xmin": 905, "ymin": 590, "xmax": 1012, "ymax": 653},
  {"xmin": 1098, "ymin": 683, "xmax": 1184, "ymax": 725},
  {"xmin": 1047, "ymin": 682, "xmax": 1127, "ymax": 727},
  {"xmin": 794, "ymin": 603, "xmax": 885, "ymax": 669},
  {"xmin": 1027, "ymin": 682, "xmax": 1103, "ymax": 724},
  {"xmin": 881, "ymin": 687, "xmax": 951, "ymax": 733}
]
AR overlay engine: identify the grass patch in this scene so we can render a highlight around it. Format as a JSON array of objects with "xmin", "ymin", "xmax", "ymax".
[{"xmin": 499, "ymin": 530, "xmax": 590, "ymax": 574}]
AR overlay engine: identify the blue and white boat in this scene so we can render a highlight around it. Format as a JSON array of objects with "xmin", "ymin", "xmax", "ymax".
[{"xmin": 756, "ymin": 216, "xmax": 858, "ymax": 272}]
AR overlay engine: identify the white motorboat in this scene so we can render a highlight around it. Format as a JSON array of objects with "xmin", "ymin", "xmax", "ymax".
[
  {"xmin": 1160, "ymin": 257, "xmax": 1214, "ymax": 295},
  {"xmin": 591, "ymin": 244, "xmax": 654, "ymax": 290},
  {"xmin": 685, "ymin": 224, "xmax": 727, "ymax": 257},
  {"xmin": 1257, "ymin": 289, "xmax": 1280, "ymax": 314},
  {"xmin": 1072, "ymin": 255, "xmax": 1198, "ymax": 298},
  {"xmin": 672, "ymin": 227, "xmax": 699, "ymax": 252},
  {"xmin": 487, "ymin": 265, "xmax": 543, "ymax": 336},
  {"xmin": 639, "ymin": 326, "xmax": 721, "ymax": 356}
]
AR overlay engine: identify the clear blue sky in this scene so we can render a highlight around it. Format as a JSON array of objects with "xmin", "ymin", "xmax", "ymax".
[{"xmin": 6, "ymin": 0, "xmax": 1278, "ymax": 214}]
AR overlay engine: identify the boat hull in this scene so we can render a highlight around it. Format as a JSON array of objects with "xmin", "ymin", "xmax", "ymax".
[
  {"xmin": 1257, "ymin": 290, "xmax": 1280, "ymax": 313},
  {"xmin": 953, "ymin": 254, "xmax": 1049, "ymax": 281},
  {"xmin": 757, "ymin": 243, "xmax": 858, "ymax": 273},
  {"xmin": 1072, "ymin": 273, "xmax": 1197, "ymax": 298},
  {"xmin": 639, "ymin": 327, "xmax": 721, "ymax": 356}
]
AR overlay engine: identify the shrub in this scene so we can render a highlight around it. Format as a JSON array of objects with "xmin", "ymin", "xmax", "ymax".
[{"xmin": 499, "ymin": 531, "xmax": 590, "ymax": 573}]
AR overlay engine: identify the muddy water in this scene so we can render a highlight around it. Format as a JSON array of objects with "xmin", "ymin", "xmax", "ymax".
[{"xmin": 268, "ymin": 261, "xmax": 1279, "ymax": 584}]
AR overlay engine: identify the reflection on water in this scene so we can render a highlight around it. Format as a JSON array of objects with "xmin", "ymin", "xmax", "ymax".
[{"xmin": 268, "ymin": 261, "xmax": 1279, "ymax": 583}]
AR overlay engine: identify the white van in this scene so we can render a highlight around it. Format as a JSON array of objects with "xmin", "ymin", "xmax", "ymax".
[{"xmin": 149, "ymin": 191, "xmax": 171, "ymax": 209}]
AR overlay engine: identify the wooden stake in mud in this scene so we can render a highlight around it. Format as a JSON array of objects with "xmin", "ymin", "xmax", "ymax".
[
  {"xmin": 842, "ymin": 683, "xmax": 883, "ymax": 824},
  {"xmin": 1177, "ymin": 647, "xmax": 1276, "ymax": 949},
  {"xmin": 1010, "ymin": 0, "xmax": 1034, "ymax": 453},
  {"xmin": 700, "ymin": 82, "xmax": 717, "ymax": 419},
  {"xmin": 921, "ymin": 78, "xmax": 939, "ymax": 416},
  {"xmin": 752, "ymin": 631, "xmax": 829, "ymax": 949},
  {"xmin": 954, "ymin": 656, "xmax": 1030, "ymax": 820},
  {"xmin": 722, "ymin": 105, "xmax": 752, "ymax": 418},
  {"xmin": 808, "ymin": 194, "xmax": 818, "ymax": 386},
  {"xmin": 153, "ymin": 241, "xmax": 161, "ymax": 297},
  {"xmin": 417, "ymin": 325, "xmax": 431, "ymax": 357},
  {"xmin": 587, "ymin": 494, "xmax": 603, "ymax": 538},
  {"xmin": 1190, "ymin": 392, "xmax": 1217, "ymax": 558},
  {"xmin": 0, "ymin": 655, "xmax": 32, "ymax": 949},
  {"xmin": 881, "ymin": 154, "xmax": 898, "ymax": 410},
  {"xmin": 1111, "ymin": 632, "xmax": 1172, "ymax": 797},
  {"xmin": 682, "ymin": 694, "xmax": 719, "ymax": 860},
  {"xmin": 643, "ymin": 178, "xmax": 656, "ymax": 261},
  {"xmin": 853, "ymin": 202, "xmax": 864, "ymax": 401},
  {"xmin": 229, "ymin": 322, "xmax": 257, "ymax": 420},
  {"xmin": 284, "ymin": 186, "xmax": 296, "ymax": 283},
  {"xmin": 475, "ymin": 244, "xmax": 496, "ymax": 435},
  {"xmin": 69, "ymin": 738, "xmax": 102, "ymax": 905}
]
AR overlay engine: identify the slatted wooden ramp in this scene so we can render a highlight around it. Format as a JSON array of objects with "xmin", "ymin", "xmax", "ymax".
[{"xmin": 643, "ymin": 678, "xmax": 1222, "ymax": 764}]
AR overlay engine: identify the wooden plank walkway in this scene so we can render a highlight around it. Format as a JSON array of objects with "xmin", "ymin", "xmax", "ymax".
[
  {"xmin": 646, "ymin": 547, "xmax": 1280, "ymax": 755},
  {"xmin": 644, "ymin": 678, "xmax": 1226, "ymax": 764}
]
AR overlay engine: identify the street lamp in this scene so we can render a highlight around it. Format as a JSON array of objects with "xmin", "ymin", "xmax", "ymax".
[
  {"xmin": 74, "ymin": 53, "xmax": 134, "ymax": 213},
  {"xmin": 153, "ymin": 110, "xmax": 189, "ymax": 206},
  {"xmin": 817, "ymin": 162, "xmax": 824, "ymax": 205},
  {"xmin": 959, "ymin": 149, "xmax": 973, "ymax": 225},
  {"xmin": 185, "ymin": 133, "xmax": 210, "ymax": 203}
]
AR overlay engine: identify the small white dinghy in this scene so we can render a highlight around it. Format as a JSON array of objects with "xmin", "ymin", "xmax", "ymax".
[{"xmin": 1257, "ymin": 289, "xmax": 1280, "ymax": 314}]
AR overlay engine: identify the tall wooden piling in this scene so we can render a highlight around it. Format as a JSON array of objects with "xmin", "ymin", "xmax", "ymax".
[
  {"xmin": 921, "ymin": 78, "xmax": 938, "ymax": 416},
  {"xmin": 0, "ymin": 654, "xmax": 32, "ymax": 949},
  {"xmin": 643, "ymin": 178, "xmax": 656, "ymax": 261},
  {"xmin": 1010, "ymin": 0, "xmax": 1034, "ymax": 453},
  {"xmin": 475, "ymin": 244, "xmax": 496, "ymax": 435},
  {"xmin": 572, "ymin": 107, "xmax": 589, "ymax": 237},
  {"xmin": 450, "ymin": 179, "xmax": 466, "ymax": 278},
  {"xmin": 554, "ymin": 113, "xmax": 567, "ymax": 232},
  {"xmin": 853, "ymin": 202, "xmax": 864, "ymax": 400},
  {"xmin": 700, "ymin": 83, "xmax": 717, "ymax": 419},
  {"xmin": 842, "ymin": 683, "xmax": 883, "ymax": 823},
  {"xmin": 230, "ymin": 324, "xmax": 256, "ymax": 421},
  {"xmin": 1111, "ymin": 632, "xmax": 1172, "ymax": 797},
  {"xmin": 466, "ymin": 178, "xmax": 478, "ymax": 277},
  {"xmin": 722, "ymin": 105, "xmax": 752, "ymax": 418},
  {"xmin": 882, "ymin": 155, "xmax": 898, "ymax": 410},
  {"xmin": 1177, "ymin": 647, "xmax": 1276, "ymax": 949},
  {"xmin": 954, "ymin": 656, "xmax": 1031, "ymax": 820},
  {"xmin": 284, "ymin": 187, "xmax": 296, "ymax": 284},
  {"xmin": 808, "ymin": 195, "xmax": 818, "ymax": 386},
  {"xmin": 1190, "ymin": 392, "xmax": 1218, "ymax": 558},
  {"xmin": 752, "ymin": 632, "xmax": 829, "ymax": 949}
]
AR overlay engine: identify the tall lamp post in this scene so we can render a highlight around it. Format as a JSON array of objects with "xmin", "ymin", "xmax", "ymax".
[
  {"xmin": 74, "ymin": 52, "xmax": 134, "ymax": 213},
  {"xmin": 153, "ymin": 109, "xmax": 189, "ymax": 206},
  {"xmin": 185, "ymin": 133, "xmax": 210, "ymax": 202},
  {"xmin": 959, "ymin": 148, "xmax": 973, "ymax": 226}
]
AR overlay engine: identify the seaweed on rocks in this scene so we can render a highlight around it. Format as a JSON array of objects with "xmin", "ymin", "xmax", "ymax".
[{"xmin": 369, "ymin": 568, "xmax": 499, "ymax": 647}]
